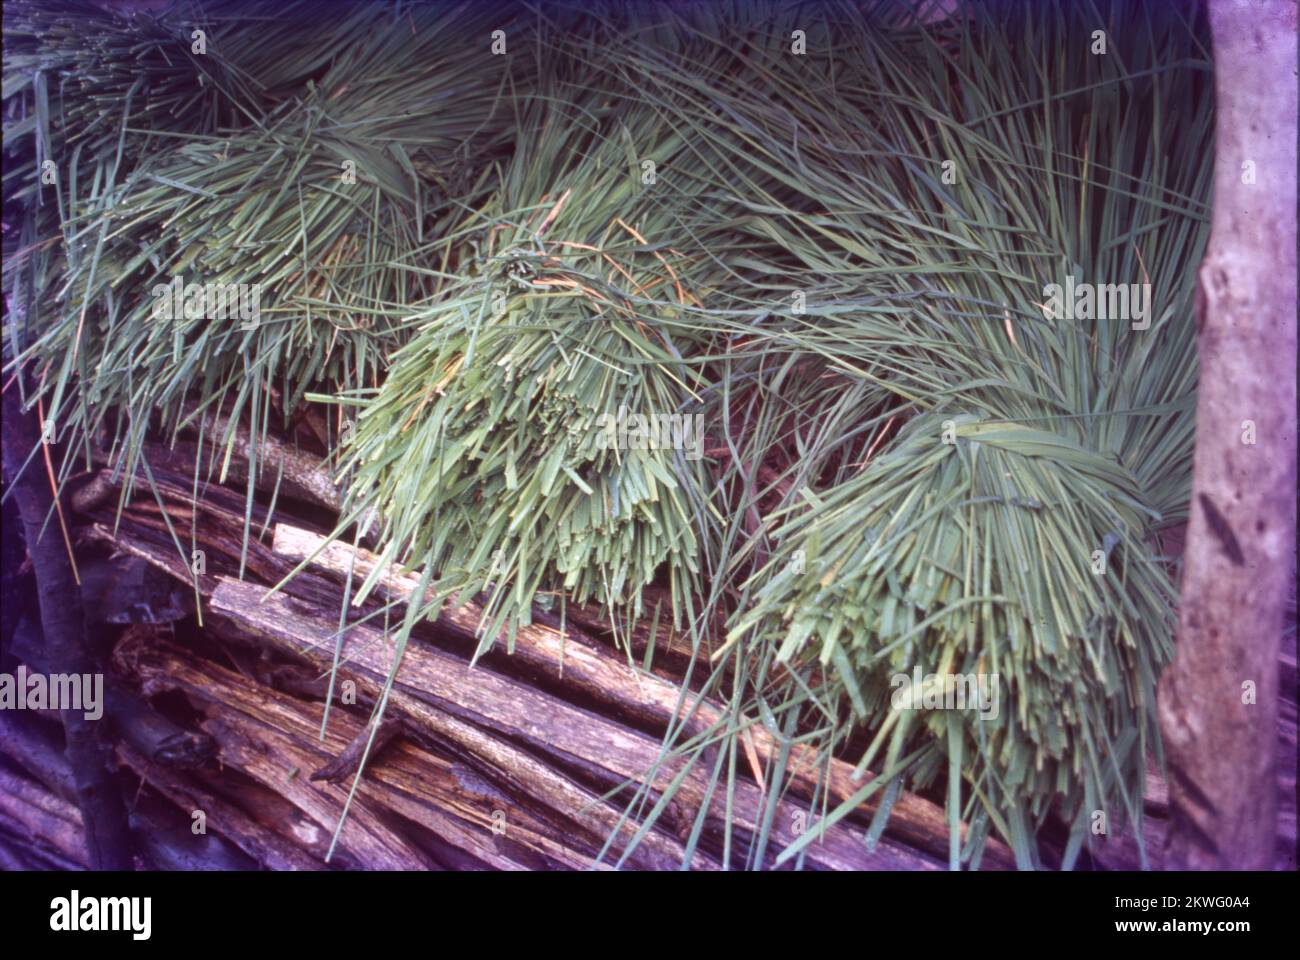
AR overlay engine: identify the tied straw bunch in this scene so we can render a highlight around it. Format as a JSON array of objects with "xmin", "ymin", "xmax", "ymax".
[{"xmin": 3, "ymin": 0, "xmax": 1212, "ymax": 869}]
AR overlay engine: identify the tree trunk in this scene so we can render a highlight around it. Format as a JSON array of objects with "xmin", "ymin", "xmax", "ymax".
[
  {"xmin": 1157, "ymin": 0, "xmax": 1297, "ymax": 869},
  {"xmin": 1, "ymin": 382, "xmax": 135, "ymax": 869}
]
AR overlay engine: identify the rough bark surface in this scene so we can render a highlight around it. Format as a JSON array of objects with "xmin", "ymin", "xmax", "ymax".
[
  {"xmin": 1157, "ymin": 0, "xmax": 1297, "ymax": 870},
  {"xmin": 1, "ymin": 383, "xmax": 134, "ymax": 869}
]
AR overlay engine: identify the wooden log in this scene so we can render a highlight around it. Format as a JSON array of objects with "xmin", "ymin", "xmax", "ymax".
[
  {"xmin": 199, "ymin": 713, "xmax": 441, "ymax": 870},
  {"xmin": 311, "ymin": 716, "xmax": 404, "ymax": 784},
  {"xmin": 123, "ymin": 406, "xmax": 346, "ymax": 514},
  {"xmin": 127, "ymin": 790, "xmax": 260, "ymax": 871},
  {"xmin": 74, "ymin": 491, "xmax": 950, "ymax": 867},
  {"xmin": 211, "ymin": 574, "xmax": 940, "ymax": 870},
  {"xmin": 116, "ymin": 632, "xmax": 618, "ymax": 871},
  {"xmin": 204, "ymin": 582, "xmax": 716, "ymax": 871},
  {"xmin": 0, "ymin": 709, "xmax": 263, "ymax": 870},
  {"xmin": 1, "ymin": 380, "xmax": 133, "ymax": 869},
  {"xmin": 0, "ymin": 833, "xmax": 81, "ymax": 871},
  {"xmin": 271, "ymin": 524, "xmax": 986, "ymax": 868},
  {"xmin": 115, "ymin": 744, "xmax": 327, "ymax": 871},
  {"xmin": 0, "ymin": 767, "xmax": 89, "ymax": 868},
  {"xmin": 9, "ymin": 619, "xmax": 216, "ymax": 769},
  {"xmin": 107, "ymin": 675, "xmax": 218, "ymax": 768},
  {"xmin": 566, "ymin": 588, "xmax": 712, "ymax": 670},
  {"xmin": 127, "ymin": 436, "xmax": 340, "ymax": 514},
  {"xmin": 0, "ymin": 712, "xmax": 78, "ymax": 801},
  {"xmin": 108, "ymin": 632, "xmax": 434, "ymax": 869},
  {"xmin": 187, "ymin": 766, "xmax": 355, "ymax": 868}
]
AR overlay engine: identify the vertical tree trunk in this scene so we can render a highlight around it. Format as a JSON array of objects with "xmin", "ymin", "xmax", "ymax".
[
  {"xmin": 1, "ymin": 382, "xmax": 135, "ymax": 870},
  {"xmin": 1157, "ymin": 0, "xmax": 1297, "ymax": 869}
]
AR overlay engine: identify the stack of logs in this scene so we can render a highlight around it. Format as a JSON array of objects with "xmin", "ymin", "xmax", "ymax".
[{"xmin": 1, "ymin": 420, "xmax": 1293, "ymax": 870}]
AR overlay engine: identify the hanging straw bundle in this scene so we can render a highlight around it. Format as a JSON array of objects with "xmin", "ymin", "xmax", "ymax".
[
  {"xmin": 617, "ymin": 0, "xmax": 1211, "ymax": 867},
  {"xmin": 3, "ymin": 0, "xmax": 525, "ymax": 496},
  {"xmin": 3, "ymin": 0, "xmax": 1213, "ymax": 869}
]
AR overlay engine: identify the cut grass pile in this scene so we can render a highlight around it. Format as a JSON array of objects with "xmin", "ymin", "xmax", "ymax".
[{"xmin": 2, "ymin": 0, "xmax": 1212, "ymax": 868}]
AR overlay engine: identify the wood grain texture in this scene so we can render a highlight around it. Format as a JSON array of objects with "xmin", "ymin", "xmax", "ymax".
[{"xmin": 1157, "ymin": 0, "xmax": 1297, "ymax": 870}]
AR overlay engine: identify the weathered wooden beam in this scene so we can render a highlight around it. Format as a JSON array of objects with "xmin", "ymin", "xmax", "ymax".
[
  {"xmin": 271, "ymin": 523, "xmax": 987, "ymax": 868},
  {"xmin": 116, "ymin": 632, "xmax": 620, "ymax": 870},
  {"xmin": 115, "ymin": 743, "xmax": 327, "ymax": 872},
  {"xmin": 206, "ymin": 578, "xmax": 717, "ymax": 870},
  {"xmin": 212, "ymin": 572, "xmax": 941, "ymax": 870},
  {"xmin": 0, "ymin": 767, "xmax": 89, "ymax": 868}
]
